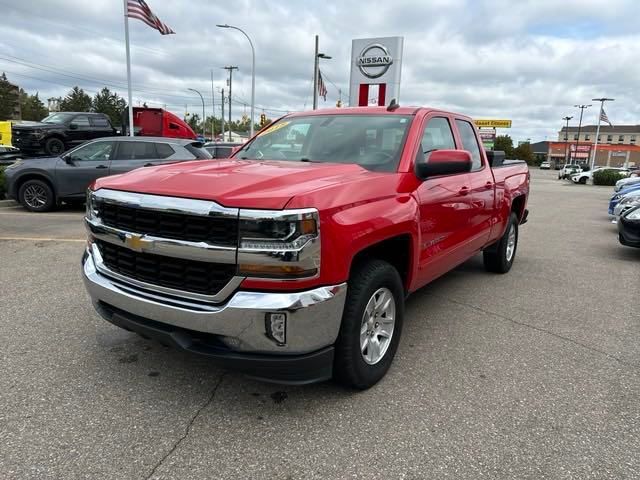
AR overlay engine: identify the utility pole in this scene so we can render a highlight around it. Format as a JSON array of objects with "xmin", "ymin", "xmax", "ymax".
[
  {"xmin": 220, "ymin": 88, "xmax": 225, "ymax": 141},
  {"xmin": 223, "ymin": 66, "xmax": 238, "ymax": 141},
  {"xmin": 573, "ymin": 105, "xmax": 591, "ymax": 165},
  {"xmin": 312, "ymin": 35, "xmax": 331, "ymax": 110},
  {"xmin": 590, "ymin": 97, "xmax": 614, "ymax": 170},
  {"xmin": 188, "ymin": 88, "xmax": 205, "ymax": 137},
  {"xmin": 210, "ymin": 69, "xmax": 216, "ymax": 140},
  {"xmin": 562, "ymin": 116, "xmax": 573, "ymax": 165}
]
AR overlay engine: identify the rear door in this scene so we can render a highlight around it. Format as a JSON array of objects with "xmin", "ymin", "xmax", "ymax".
[
  {"xmin": 55, "ymin": 140, "xmax": 114, "ymax": 197},
  {"xmin": 108, "ymin": 141, "xmax": 179, "ymax": 175},
  {"xmin": 67, "ymin": 114, "xmax": 93, "ymax": 146},
  {"xmin": 414, "ymin": 115, "xmax": 474, "ymax": 287},
  {"xmin": 455, "ymin": 119, "xmax": 494, "ymax": 251},
  {"xmin": 88, "ymin": 115, "xmax": 114, "ymax": 139}
]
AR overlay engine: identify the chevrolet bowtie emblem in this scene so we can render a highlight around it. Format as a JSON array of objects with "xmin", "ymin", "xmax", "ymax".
[{"xmin": 124, "ymin": 233, "xmax": 150, "ymax": 252}]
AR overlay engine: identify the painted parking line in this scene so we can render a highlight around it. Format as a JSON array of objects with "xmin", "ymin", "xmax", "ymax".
[
  {"xmin": 0, "ymin": 237, "xmax": 85, "ymax": 242},
  {"xmin": 0, "ymin": 211, "xmax": 85, "ymax": 218}
]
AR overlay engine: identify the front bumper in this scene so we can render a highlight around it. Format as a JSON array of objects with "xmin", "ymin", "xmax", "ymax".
[
  {"xmin": 82, "ymin": 249, "xmax": 348, "ymax": 383},
  {"xmin": 618, "ymin": 218, "xmax": 640, "ymax": 248}
]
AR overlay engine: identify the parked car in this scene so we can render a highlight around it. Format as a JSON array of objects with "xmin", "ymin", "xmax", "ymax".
[
  {"xmin": 82, "ymin": 106, "xmax": 530, "ymax": 389},
  {"xmin": 618, "ymin": 205, "xmax": 640, "ymax": 248},
  {"xmin": 204, "ymin": 142, "xmax": 243, "ymax": 158},
  {"xmin": 609, "ymin": 183, "xmax": 640, "ymax": 216},
  {"xmin": 614, "ymin": 175, "xmax": 640, "ymax": 192},
  {"xmin": 613, "ymin": 192, "xmax": 640, "ymax": 219},
  {"xmin": 12, "ymin": 112, "xmax": 116, "ymax": 156},
  {"xmin": 540, "ymin": 161, "xmax": 550, "ymax": 170},
  {"xmin": 558, "ymin": 164, "xmax": 582, "ymax": 179},
  {"xmin": 4, "ymin": 136, "xmax": 211, "ymax": 212},
  {"xmin": 571, "ymin": 167, "xmax": 629, "ymax": 184}
]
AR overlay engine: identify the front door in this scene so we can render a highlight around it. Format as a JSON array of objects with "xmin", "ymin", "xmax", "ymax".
[
  {"xmin": 55, "ymin": 141, "xmax": 114, "ymax": 197},
  {"xmin": 415, "ymin": 116, "xmax": 474, "ymax": 287},
  {"xmin": 67, "ymin": 114, "xmax": 93, "ymax": 147}
]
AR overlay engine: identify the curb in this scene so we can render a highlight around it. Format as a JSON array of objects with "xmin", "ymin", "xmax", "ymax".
[{"xmin": 0, "ymin": 199, "xmax": 18, "ymax": 208}]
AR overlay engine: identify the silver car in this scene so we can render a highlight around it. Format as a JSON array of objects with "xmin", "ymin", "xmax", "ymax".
[{"xmin": 4, "ymin": 136, "xmax": 211, "ymax": 212}]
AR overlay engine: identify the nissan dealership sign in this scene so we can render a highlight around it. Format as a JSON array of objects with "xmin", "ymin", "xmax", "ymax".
[{"xmin": 349, "ymin": 37, "xmax": 403, "ymax": 107}]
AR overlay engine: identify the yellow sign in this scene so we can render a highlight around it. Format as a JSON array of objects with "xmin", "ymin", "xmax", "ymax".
[
  {"xmin": 259, "ymin": 121, "xmax": 290, "ymax": 136},
  {"xmin": 473, "ymin": 119, "xmax": 512, "ymax": 128}
]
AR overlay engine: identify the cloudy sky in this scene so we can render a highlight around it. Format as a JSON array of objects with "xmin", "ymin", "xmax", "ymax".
[{"xmin": 1, "ymin": 0, "xmax": 639, "ymax": 141}]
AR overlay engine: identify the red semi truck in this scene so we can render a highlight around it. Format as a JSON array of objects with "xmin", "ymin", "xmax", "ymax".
[
  {"xmin": 82, "ymin": 106, "xmax": 529, "ymax": 389},
  {"xmin": 127, "ymin": 107, "xmax": 197, "ymax": 139}
]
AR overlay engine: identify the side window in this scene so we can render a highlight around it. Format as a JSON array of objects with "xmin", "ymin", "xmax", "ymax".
[
  {"xmin": 72, "ymin": 115, "xmax": 90, "ymax": 127},
  {"xmin": 90, "ymin": 116, "xmax": 110, "ymax": 127},
  {"xmin": 69, "ymin": 142, "xmax": 113, "ymax": 161},
  {"xmin": 455, "ymin": 120, "xmax": 483, "ymax": 171},
  {"xmin": 155, "ymin": 143, "xmax": 175, "ymax": 159},
  {"xmin": 116, "ymin": 141, "xmax": 157, "ymax": 160},
  {"xmin": 217, "ymin": 147, "xmax": 233, "ymax": 158},
  {"xmin": 421, "ymin": 117, "xmax": 455, "ymax": 154}
]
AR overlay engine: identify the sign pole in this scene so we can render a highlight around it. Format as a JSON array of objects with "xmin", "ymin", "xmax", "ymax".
[{"xmin": 123, "ymin": 0, "xmax": 134, "ymax": 137}]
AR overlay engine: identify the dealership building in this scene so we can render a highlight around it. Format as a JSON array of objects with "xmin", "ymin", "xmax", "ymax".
[{"xmin": 546, "ymin": 125, "xmax": 640, "ymax": 168}]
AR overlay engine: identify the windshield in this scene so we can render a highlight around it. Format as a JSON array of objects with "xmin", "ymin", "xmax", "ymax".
[
  {"xmin": 42, "ymin": 113, "xmax": 75, "ymax": 124},
  {"xmin": 237, "ymin": 114, "xmax": 412, "ymax": 172}
]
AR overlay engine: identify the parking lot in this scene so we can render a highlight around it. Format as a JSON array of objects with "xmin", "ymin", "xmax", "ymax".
[{"xmin": 1, "ymin": 169, "xmax": 639, "ymax": 479}]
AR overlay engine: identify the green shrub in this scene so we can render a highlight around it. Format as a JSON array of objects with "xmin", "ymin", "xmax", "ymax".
[
  {"xmin": 593, "ymin": 169, "xmax": 627, "ymax": 186},
  {"xmin": 0, "ymin": 166, "xmax": 5, "ymax": 200}
]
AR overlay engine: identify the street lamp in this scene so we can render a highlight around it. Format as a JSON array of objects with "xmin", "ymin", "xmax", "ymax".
[
  {"xmin": 590, "ymin": 97, "xmax": 614, "ymax": 170},
  {"xmin": 573, "ymin": 104, "xmax": 591, "ymax": 165},
  {"xmin": 217, "ymin": 24, "xmax": 255, "ymax": 138},
  {"xmin": 312, "ymin": 35, "xmax": 331, "ymax": 110},
  {"xmin": 562, "ymin": 116, "xmax": 573, "ymax": 165},
  {"xmin": 188, "ymin": 88, "xmax": 205, "ymax": 138}
]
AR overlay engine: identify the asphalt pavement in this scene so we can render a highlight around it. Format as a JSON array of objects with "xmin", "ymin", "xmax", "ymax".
[{"xmin": 1, "ymin": 169, "xmax": 639, "ymax": 479}]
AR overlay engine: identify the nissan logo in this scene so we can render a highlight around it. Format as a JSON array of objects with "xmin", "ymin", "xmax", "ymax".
[{"xmin": 357, "ymin": 43, "xmax": 393, "ymax": 79}]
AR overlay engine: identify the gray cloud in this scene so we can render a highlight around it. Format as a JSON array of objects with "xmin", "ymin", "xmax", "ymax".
[{"xmin": 0, "ymin": 0, "xmax": 638, "ymax": 141}]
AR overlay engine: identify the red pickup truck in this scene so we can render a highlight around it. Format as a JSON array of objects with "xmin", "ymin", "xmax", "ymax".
[{"xmin": 82, "ymin": 106, "xmax": 529, "ymax": 389}]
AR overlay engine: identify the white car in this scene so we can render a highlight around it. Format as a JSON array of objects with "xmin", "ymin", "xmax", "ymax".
[
  {"xmin": 540, "ymin": 161, "xmax": 551, "ymax": 170},
  {"xmin": 558, "ymin": 164, "xmax": 582, "ymax": 179},
  {"xmin": 571, "ymin": 167, "xmax": 630, "ymax": 184},
  {"xmin": 614, "ymin": 175, "xmax": 640, "ymax": 192}
]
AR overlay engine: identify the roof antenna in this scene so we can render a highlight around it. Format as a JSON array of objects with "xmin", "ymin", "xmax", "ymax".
[{"xmin": 387, "ymin": 98, "xmax": 400, "ymax": 111}]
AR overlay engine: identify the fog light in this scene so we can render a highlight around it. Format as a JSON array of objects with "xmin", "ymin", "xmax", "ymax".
[{"xmin": 265, "ymin": 313, "xmax": 287, "ymax": 346}]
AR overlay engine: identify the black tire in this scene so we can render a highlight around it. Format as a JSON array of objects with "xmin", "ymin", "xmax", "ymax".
[
  {"xmin": 333, "ymin": 260, "xmax": 405, "ymax": 389},
  {"xmin": 18, "ymin": 179, "xmax": 56, "ymax": 212},
  {"xmin": 579, "ymin": 177, "xmax": 587, "ymax": 184},
  {"xmin": 44, "ymin": 137, "xmax": 65, "ymax": 156},
  {"xmin": 483, "ymin": 212, "xmax": 519, "ymax": 274}
]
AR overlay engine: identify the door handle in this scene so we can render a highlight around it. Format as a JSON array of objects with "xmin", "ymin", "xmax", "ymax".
[
  {"xmin": 459, "ymin": 186, "xmax": 470, "ymax": 196},
  {"xmin": 485, "ymin": 181, "xmax": 493, "ymax": 189},
  {"xmin": 144, "ymin": 163, "xmax": 155, "ymax": 167},
  {"xmin": 95, "ymin": 165, "xmax": 108, "ymax": 169}
]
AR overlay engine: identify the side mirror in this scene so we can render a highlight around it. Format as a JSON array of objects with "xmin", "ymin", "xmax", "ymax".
[
  {"xmin": 63, "ymin": 155, "xmax": 75, "ymax": 165},
  {"xmin": 416, "ymin": 149, "xmax": 472, "ymax": 180},
  {"xmin": 69, "ymin": 123, "xmax": 78, "ymax": 130}
]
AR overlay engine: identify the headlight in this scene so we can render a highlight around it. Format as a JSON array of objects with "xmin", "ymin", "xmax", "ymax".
[
  {"xmin": 4, "ymin": 159, "xmax": 22, "ymax": 169},
  {"xmin": 238, "ymin": 209, "xmax": 320, "ymax": 278},
  {"xmin": 620, "ymin": 195, "xmax": 640, "ymax": 206},
  {"xmin": 625, "ymin": 207, "xmax": 640, "ymax": 221},
  {"xmin": 612, "ymin": 194, "xmax": 621, "ymax": 201},
  {"xmin": 85, "ymin": 189, "xmax": 98, "ymax": 220}
]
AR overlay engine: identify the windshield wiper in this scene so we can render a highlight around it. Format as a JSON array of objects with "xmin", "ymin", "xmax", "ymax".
[{"xmin": 299, "ymin": 158, "xmax": 317, "ymax": 162}]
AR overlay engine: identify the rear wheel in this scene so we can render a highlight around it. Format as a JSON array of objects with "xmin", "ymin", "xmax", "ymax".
[
  {"xmin": 483, "ymin": 212, "xmax": 519, "ymax": 273},
  {"xmin": 333, "ymin": 260, "xmax": 404, "ymax": 389},
  {"xmin": 18, "ymin": 179, "xmax": 55, "ymax": 212}
]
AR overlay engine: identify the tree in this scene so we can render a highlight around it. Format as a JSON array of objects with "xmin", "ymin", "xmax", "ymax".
[
  {"xmin": 0, "ymin": 72, "xmax": 19, "ymax": 120},
  {"xmin": 20, "ymin": 90, "xmax": 48, "ymax": 121},
  {"xmin": 513, "ymin": 142, "xmax": 535, "ymax": 165},
  {"xmin": 59, "ymin": 86, "xmax": 92, "ymax": 112},
  {"xmin": 92, "ymin": 87, "xmax": 127, "ymax": 127},
  {"xmin": 494, "ymin": 135, "xmax": 514, "ymax": 159},
  {"xmin": 186, "ymin": 113, "xmax": 201, "ymax": 133}
]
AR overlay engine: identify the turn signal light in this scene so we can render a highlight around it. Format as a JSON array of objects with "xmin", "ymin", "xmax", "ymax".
[{"xmin": 238, "ymin": 264, "xmax": 317, "ymax": 278}]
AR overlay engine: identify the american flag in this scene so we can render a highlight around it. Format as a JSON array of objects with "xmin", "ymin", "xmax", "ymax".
[
  {"xmin": 600, "ymin": 108, "xmax": 612, "ymax": 126},
  {"xmin": 127, "ymin": 0, "xmax": 175, "ymax": 35},
  {"xmin": 318, "ymin": 70, "xmax": 328, "ymax": 101}
]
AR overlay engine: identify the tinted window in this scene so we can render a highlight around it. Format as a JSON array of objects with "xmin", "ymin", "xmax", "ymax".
[
  {"xmin": 185, "ymin": 143, "xmax": 212, "ymax": 159},
  {"xmin": 216, "ymin": 147, "xmax": 233, "ymax": 158},
  {"xmin": 90, "ymin": 116, "xmax": 110, "ymax": 127},
  {"xmin": 116, "ymin": 141, "xmax": 157, "ymax": 160},
  {"xmin": 69, "ymin": 141, "xmax": 113, "ymax": 162},
  {"xmin": 421, "ymin": 117, "xmax": 455, "ymax": 153},
  {"xmin": 238, "ymin": 115, "xmax": 412, "ymax": 172},
  {"xmin": 155, "ymin": 143, "xmax": 175, "ymax": 159},
  {"xmin": 455, "ymin": 120, "xmax": 483, "ymax": 171},
  {"xmin": 72, "ymin": 115, "xmax": 90, "ymax": 127}
]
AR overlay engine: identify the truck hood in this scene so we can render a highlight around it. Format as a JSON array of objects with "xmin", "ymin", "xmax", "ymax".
[
  {"xmin": 12, "ymin": 121, "xmax": 59, "ymax": 130},
  {"xmin": 92, "ymin": 159, "xmax": 377, "ymax": 209}
]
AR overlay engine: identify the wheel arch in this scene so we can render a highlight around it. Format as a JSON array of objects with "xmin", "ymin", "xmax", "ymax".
[{"xmin": 16, "ymin": 172, "xmax": 57, "ymax": 200}]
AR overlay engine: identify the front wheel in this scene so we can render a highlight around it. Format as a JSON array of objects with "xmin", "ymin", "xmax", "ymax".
[
  {"xmin": 333, "ymin": 260, "xmax": 404, "ymax": 389},
  {"xmin": 483, "ymin": 212, "xmax": 519, "ymax": 273},
  {"xmin": 18, "ymin": 179, "xmax": 56, "ymax": 212},
  {"xmin": 44, "ymin": 137, "xmax": 65, "ymax": 156},
  {"xmin": 579, "ymin": 177, "xmax": 587, "ymax": 184}
]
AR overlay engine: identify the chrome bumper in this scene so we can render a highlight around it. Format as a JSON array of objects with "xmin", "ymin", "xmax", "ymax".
[{"xmin": 82, "ymin": 249, "xmax": 347, "ymax": 355}]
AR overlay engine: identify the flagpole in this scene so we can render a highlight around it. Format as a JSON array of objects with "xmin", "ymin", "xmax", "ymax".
[
  {"xmin": 590, "ymin": 97, "xmax": 614, "ymax": 170},
  {"xmin": 123, "ymin": 0, "xmax": 134, "ymax": 137}
]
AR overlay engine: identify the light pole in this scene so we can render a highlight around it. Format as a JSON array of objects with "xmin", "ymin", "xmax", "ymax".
[
  {"xmin": 562, "ymin": 116, "xmax": 573, "ymax": 165},
  {"xmin": 188, "ymin": 88, "xmax": 205, "ymax": 138},
  {"xmin": 210, "ymin": 70, "xmax": 216, "ymax": 140},
  {"xmin": 573, "ymin": 104, "xmax": 591, "ymax": 165},
  {"xmin": 223, "ymin": 66, "xmax": 238, "ymax": 142},
  {"xmin": 217, "ymin": 24, "xmax": 256, "ymax": 138},
  {"xmin": 590, "ymin": 97, "xmax": 614, "ymax": 170},
  {"xmin": 312, "ymin": 34, "xmax": 331, "ymax": 110}
]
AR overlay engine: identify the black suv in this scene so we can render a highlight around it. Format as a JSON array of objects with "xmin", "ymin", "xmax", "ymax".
[{"xmin": 12, "ymin": 112, "xmax": 116, "ymax": 156}]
